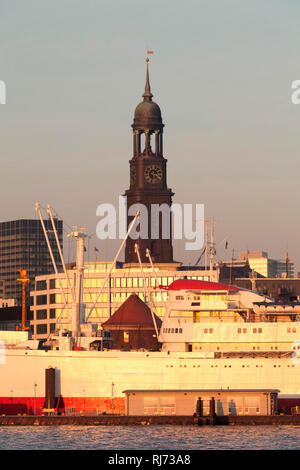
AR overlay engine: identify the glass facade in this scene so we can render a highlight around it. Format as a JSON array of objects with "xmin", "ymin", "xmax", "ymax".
[{"xmin": 0, "ymin": 219, "xmax": 63, "ymax": 303}]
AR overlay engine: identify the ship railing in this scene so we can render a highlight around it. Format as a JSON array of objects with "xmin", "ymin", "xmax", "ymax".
[{"xmin": 214, "ymin": 351, "xmax": 293, "ymax": 359}]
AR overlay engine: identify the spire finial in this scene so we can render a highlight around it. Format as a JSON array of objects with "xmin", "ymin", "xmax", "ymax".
[{"xmin": 143, "ymin": 51, "xmax": 154, "ymax": 101}]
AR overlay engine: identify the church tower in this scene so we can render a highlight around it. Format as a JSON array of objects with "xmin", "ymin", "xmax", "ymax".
[{"xmin": 124, "ymin": 59, "xmax": 174, "ymax": 264}]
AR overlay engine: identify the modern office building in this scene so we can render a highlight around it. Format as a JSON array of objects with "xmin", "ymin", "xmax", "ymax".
[
  {"xmin": 0, "ymin": 219, "xmax": 63, "ymax": 303},
  {"xmin": 0, "ymin": 280, "xmax": 5, "ymax": 299},
  {"xmin": 219, "ymin": 251, "xmax": 295, "ymax": 279},
  {"xmin": 237, "ymin": 251, "xmax": 294, "ymax": 278}
]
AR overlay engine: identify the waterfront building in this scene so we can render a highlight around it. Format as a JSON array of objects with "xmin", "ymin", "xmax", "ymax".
[
  {"xmin": 218, "ymin": 251, "xmax": 294, "ymax": 279},
  {"xmin": 124, "ymin": 389, "xmax": 278, "ymax": 417},
  {"xmin": 30, "ymin": 261, "xmax": 217, "ymax": 340},
  {"xmin": 238, "ymin": 251, "xmax": 294, "ymax": 278},
  {"xmin": 0, "ymin": 219, "xmax": 63, "ymax": 303}
]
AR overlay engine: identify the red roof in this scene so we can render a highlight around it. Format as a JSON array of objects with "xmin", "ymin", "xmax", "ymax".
[
  {"xmin": 167, "ymin": 279, "xmax": 241, "ymax": 292},
  {"xmin": 102, "ymin": 294, "xmax": 162, "ymax": 327}
]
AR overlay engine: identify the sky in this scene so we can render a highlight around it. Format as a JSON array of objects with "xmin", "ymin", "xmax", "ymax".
[{"xmin": 0, "ymin": 0, "xmax": 300, "ymax": 270}]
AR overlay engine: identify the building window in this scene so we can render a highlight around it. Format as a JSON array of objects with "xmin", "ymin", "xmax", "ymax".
[
  {"xmin": 36, "ymin": 280, "xmax": 47, "ymax": 291},
  {"xmin": 36, "ymin": 324, "xmax": 47, "ymax": 334},
  {"xmin": 36, "ymin": 295, "xmax": 47, "ymax": 306},
  {"xmin": 36, "ymin": 309, "xmax": 47, "ymax": 320},
  {"xmin": 124, "ymin": 331, "xmax": 129, "ymax": 343}
]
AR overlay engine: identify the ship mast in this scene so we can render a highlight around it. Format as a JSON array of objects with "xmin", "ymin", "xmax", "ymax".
[
  {"xmin": 67, "ymin": 228, "xmax": 87, "ymax": 342},
  {"xmin": 36, "ymin": 202, "xmax": 140, "ymax": 346}
]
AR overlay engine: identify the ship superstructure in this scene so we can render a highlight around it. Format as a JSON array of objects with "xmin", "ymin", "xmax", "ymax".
[{"xmin": 159, "ymin": 279, "xmax": 300, "ymax": 357}]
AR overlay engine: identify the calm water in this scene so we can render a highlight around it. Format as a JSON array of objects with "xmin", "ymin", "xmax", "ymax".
[{"xmin": 0, "ymin": 425, "xmax": 300, "ymax": 450}]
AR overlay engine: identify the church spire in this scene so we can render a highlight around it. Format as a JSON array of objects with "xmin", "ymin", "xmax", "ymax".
[{"xmin": 142, "ymin": 58, "xmax": 153, "ymax": 101}]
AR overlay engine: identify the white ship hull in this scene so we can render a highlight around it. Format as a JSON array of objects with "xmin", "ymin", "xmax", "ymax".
[{"xmin": 1, "ymin": 349, "xmax": 299, "ymax": 415}]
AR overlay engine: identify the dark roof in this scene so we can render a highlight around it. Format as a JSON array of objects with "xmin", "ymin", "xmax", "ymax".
[
  {"xmin": 133, "ymin": 100, "xmax": 162, "ymax": 129},
  {"xmin": 102, "ymin": 294, "xmax": 162, "ymax": 328}
]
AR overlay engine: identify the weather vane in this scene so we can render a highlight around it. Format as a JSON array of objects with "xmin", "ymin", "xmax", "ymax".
[{"xmin": 146, "ymin": 49, "xmax": 154, "ymax": 62}]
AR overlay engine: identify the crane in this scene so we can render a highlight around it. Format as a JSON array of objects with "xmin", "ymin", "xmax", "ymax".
[{"xmin": 16, "ymin": 269, "xmax": 30, "ymax": 331}]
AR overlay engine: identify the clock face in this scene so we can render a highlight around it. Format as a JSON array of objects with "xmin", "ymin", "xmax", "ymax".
[{"xmin": 144, "ymin": 165, "xmax": 163, "ymax": 184}]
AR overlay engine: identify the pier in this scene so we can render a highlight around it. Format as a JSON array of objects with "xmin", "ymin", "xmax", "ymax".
[{"xmin": 1, "ymin": 414, "xmax": 300, "ymax": 426}]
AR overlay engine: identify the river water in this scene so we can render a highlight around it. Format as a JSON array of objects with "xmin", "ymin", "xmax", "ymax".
[{"xmin": 0, "ymin": 425, "xmax": 300, "ymax": 450}]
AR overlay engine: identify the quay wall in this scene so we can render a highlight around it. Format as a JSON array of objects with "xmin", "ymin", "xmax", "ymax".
[{"xmin": 1, "ymin": 415, "xmax": 300, "ymax": 426}]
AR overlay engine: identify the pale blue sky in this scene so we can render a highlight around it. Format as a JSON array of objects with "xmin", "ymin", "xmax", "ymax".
[{"xmin": 1, "ymin": 0, "xmax": 300, "ymax": 269}]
